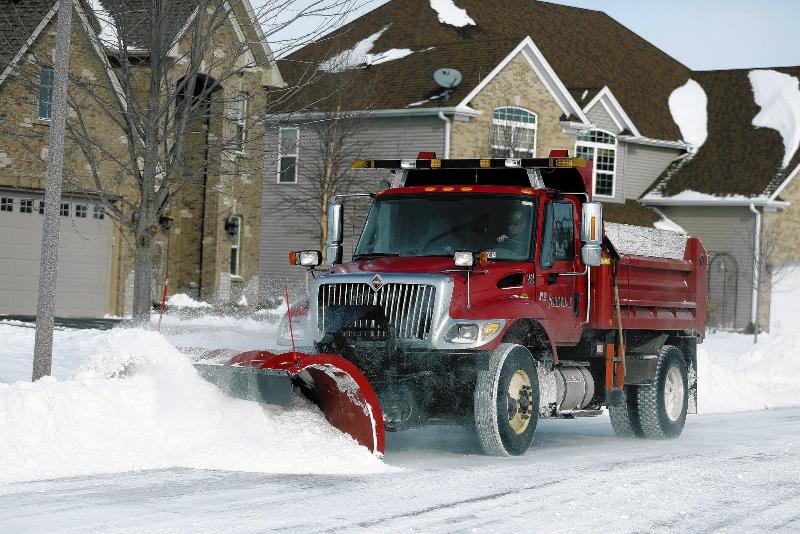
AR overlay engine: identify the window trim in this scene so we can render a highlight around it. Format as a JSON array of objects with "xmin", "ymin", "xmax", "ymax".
[
  {"xmin": 229, "ymin": 215, "xmax": 242, "ymax": 277},
  {"xmin": 277, "ymin": 127, "xmax": 300, "ymax": 184},
  {"xmin": 234, "ymin": 91, "xmax": 248, "ymax": 154},
  {"xmin": 491, "ymin": 106, "xmax": 538, "ymax": 158},
  {"xmin": 575, "ymin": 128, "xmax": 617, "ymax": 199},
  {"xmin": 38, "ymin": 67, "xmax": 54, "ymax": 120}
]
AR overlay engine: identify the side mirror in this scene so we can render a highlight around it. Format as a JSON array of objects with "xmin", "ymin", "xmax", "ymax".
[
  {"xmin": 580, "ymin": 202, "xmax": 603, "ymax": 267},
  {"xmin": 326, "ymin": 203, "xmax": 344, "ymax": 265}
]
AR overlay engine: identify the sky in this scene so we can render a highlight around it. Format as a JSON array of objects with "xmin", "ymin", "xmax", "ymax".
[{"xmin": 261, "ymin": 0, "xmax": 800, "ymax": 70}]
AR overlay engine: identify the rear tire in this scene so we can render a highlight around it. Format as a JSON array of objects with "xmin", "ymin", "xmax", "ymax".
[
  {"xmin": 609, "ymin": 387, "xmax": 643, "ymax": 437},
  {"xmin": 474, "ymin": 343, "xmax": 539, "ymax": 456},
  {"xmin": 636, "ymin": 345, "xmax": 688, "ymax": 438}
]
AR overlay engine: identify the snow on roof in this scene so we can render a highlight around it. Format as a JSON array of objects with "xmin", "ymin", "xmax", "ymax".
[
  {"xmin": 668, "ymin": 79, "xmax": 708, "ymax": 151},
  {"xmin": 92, "ymin": 0, "xmax": 120, "ymax": 48},
  {"xmin": 749, "ymin": 69, "xmax": 800, "ymax": 168},
  {"xmin": 320, "ymin": 27, "xmax": 388, "ymax": 72},
  {"xmin": 429, "ymin": 0, "xmax": 475, "ymax": 28},
  {"xmin": 319, "ymin": 28, "xmax": 426, "ymax": 72},
  {"xmin": 605, "ymin": 222, "xmax": 687, "ymax": 260},
  {"xmin": 651, "ymin": 209, "xmax": 687, "ymax": 235},
  {"xmin": 368, "ymin": 48, "xmax": 414, "ymax": 65}
]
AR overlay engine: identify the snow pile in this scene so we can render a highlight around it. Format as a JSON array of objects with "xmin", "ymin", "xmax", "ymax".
[
  {"xmin": 668, "ymin": 79, "xmax": 708, "ymax": 150},
  {"xmin": 0, "ymin": 328, "xmax": 389, "ymax": 484},
  {"xmin": 429, "ymin": 0, "xmax": 475, "ymax": 27},
  {"xmin": 749, "ymin": 69, "xmax": 800, "ymax": 168},
  {"xmin": 605, "ymin": 222, "xmax": 687, "ymax": 260},
  {"xmin": 167, "ymin": 293, "xmax": 212, "ymax": 308},
  {"xmin": 91, "ymin": 0, "xmax": 120, "ymax": 47},
  {"xmin": 369, "ymin": 48, "xmax": 414, "ymax": 65},
  {"xmin": 698, "ymin": 331, "xmax": 800, "ymax": 414}
]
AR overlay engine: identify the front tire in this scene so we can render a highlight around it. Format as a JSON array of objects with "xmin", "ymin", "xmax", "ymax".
[
  {"xmin": 474, "ymin": 343, "xmax": 539, "ymax": 456},
  {"xmin": 636, "ymin": 345, "xmax": 689, "ymax": 438}
]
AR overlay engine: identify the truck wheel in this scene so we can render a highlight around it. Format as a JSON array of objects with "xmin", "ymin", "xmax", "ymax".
[
  {"xmin": 608, "ymin": 387, "xmax": 643, "ymax": 437},
  {"xmin": 636, "ymin": 345, "xmax": 688, "ymax": 438},
  {"xmin": 474, "ymin": 343, "xmax": 539, "ymax": 456}
]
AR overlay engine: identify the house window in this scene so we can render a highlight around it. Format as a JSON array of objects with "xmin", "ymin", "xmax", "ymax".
[
  {"xmin": 60, "ymin": 202, "xmax": 69, "ymax": 217},
  {"xmin": 576, "ymin": 129, "xmax": 617, "ymax": 197},
  {"xmin": 490, "ymin": 106, "xmax": 537, "ymax": 158},
  {"xmin": 20, "ymin": 199, "xmax": 33, "ymax": 213},
  {"xmin": 39, "ymin": 200, "xmax": 45, "ymax": 214},
  {"xmin": 234, "ymin": 92, "xmax": 248, "ymax": 153},
  {"xmin": 94, "ymin": 206, "xmax": 105, "ymax": 219},
  {"xmin": 228, "ymin": 215, "xmax": 241, "ymax": 276},
  {"xmin": 278, "ymin": 127, "xmax": 299, "ymax": 183},
  {"xmin": 39, "ymin": 67, "xmax": 54, "ymax": 119},
  {"xmin": 75, "ymin": 204, "xmax": 88, "ymax": 218},
  {"xmin": 0, "ymin": 197, "xmax": 13, "ymax": 212}
]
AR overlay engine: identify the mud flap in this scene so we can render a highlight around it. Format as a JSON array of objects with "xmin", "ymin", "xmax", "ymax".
[{"xmin": 196, "ymin": 351, "xmax": 385, "ymax": 455}]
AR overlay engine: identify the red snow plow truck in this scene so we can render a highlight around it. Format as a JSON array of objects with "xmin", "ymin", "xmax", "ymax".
[{"xmin": 197, "ymin": 152, "xmax": 707, "ymax": 457}]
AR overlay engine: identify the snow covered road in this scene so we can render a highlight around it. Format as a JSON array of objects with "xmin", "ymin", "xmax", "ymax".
[{"xmin": 1, "ymin": 407, "xmax": 798, "ymax": 533}]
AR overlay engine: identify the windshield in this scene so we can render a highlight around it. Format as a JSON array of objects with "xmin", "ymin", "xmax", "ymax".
[{"xmin": 354, "ymin": 195, "xmax": 537, "ymax": 261}]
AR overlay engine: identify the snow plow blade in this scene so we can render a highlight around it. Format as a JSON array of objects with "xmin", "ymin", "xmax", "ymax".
[{"xmin": 195, "ymin": 351, "xmax": 385, "ymax": 455}]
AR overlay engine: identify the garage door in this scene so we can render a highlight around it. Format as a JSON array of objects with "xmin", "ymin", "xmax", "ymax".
[{"xmin": 0, "ymin": 191, "xmax": 112, "ymax": 317}]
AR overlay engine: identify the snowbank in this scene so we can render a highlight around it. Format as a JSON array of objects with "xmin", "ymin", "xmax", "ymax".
[
  {"xmin": 698, "ymin": 331, "xmax": 800, "ymax": 414},
  {"xmin": 605, "ymin": 222, "xmax": 687, "ymax": 260},
  {"xmin": 749, "ymin": 69, "xmax": 800, "ymax": 168},
  {"xmin": 166, "ymin": 293, "xmax": 212, "ymax": 308},
  {"xmin": 429, "ymin": 0, "xmax": 475, "ymax": 27},
  {"xmin": 0, "ymin": 329, "xmax": 389, "ymax": 484},
  {"xmin": 669, "ymin": 79, "xmax": 708, "ymax": 150},
  {"xmin": 770, "ymin": 267, "xmax": 800, "ymax": 334}
]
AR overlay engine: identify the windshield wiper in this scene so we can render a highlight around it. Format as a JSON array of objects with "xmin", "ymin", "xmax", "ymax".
[{"xmin": 352, "ymin": 252, "xmax": 402, "ymax": 259}]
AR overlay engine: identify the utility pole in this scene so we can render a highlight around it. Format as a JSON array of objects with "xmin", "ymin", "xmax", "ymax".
[{"xmin": 32, "ymin": 0, "xmax": 73, "ymax": 381}]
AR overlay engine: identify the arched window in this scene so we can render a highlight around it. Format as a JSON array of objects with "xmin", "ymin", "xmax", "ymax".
[
  {"xmin": 575, "ymin": 129, "xmax": 617, "ymax": 197},
  {"xmin": 490, "ymin": 106, "xmax": 537, "ymax": 158}
]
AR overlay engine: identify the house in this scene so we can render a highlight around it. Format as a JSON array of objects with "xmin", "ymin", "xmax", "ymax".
[
  {"xmin": 258, "ymin": 0, "xmax": 799, "ymax": 332},
  {"xmin": 0, "ymin": 0, "xmax": 283, "ymax": 316},
  {"xmin": 642, "ymin": 67, "xmax": 800, "ymax": 330}
]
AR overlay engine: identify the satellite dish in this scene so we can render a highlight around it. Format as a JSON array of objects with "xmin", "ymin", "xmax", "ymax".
[{"xmin": 433, "ymin": 68, "xmax": 462, "ymax": 89}]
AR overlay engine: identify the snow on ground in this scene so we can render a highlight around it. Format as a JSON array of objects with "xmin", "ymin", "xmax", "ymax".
[
  {"xmin": 1, "ymin": 310, "xmax": 799, "ymax": 488},
  {"xmin": 698, "ymin": 330, "xmax": 800, "ymax": 413},
  {"xmin": 771, "ymin": 266, "xmax": 800, "ymax": 334},
  {"xmin": 429, "ymin": 0, "xmax": 475, "ymax": 27},
  {"xmin": 0, "ymin": 319, "xmax": 389, "ymax": 485},
  {"xmin": 605, "ymin": 222, "xmax": 687, "ymax": 259},
  {"xmin": 166, "ymin": 292, "xmax": 212, "ymax": 308},
  {"xmin": 669, "ymin": 78, "xmax": 708, "ymax": 150},
  {"xmin": 749, "ymin": 69, "xmax": 800, "ymax": 168}
]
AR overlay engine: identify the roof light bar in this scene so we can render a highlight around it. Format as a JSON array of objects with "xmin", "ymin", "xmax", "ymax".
[
  {"xmin": 505, "ymin": 158, "xmax": 521, "ymax": 167},
  {"xmin": 351, "ymin": 157, "xmax": 587, "ymax": 170},
  {"xmin": 400, "ymin": 159, "xmax": 417, "ymax": 169}
]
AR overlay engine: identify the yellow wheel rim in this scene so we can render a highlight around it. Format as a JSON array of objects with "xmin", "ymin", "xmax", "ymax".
[{"xmin": 507, "ymin": 369, "xmax": 533, "ymax": 434}]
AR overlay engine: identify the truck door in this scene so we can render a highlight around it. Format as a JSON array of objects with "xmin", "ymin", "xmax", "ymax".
[{"xmin": 538, "ymin": 199, "xmax": 582, "ymax": 344}]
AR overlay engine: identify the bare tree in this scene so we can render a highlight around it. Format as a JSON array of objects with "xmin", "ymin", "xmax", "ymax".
[
  {"xmin": 747, "ymin": 215, "xmax": 795, "ymax": 343},
  {"xmin": 1, "ymin": 0, "xmax": 361, "ymax": 323},
  {"xmin": 274, "ymin": 58, "xmax": 376, "ymax": 259}
]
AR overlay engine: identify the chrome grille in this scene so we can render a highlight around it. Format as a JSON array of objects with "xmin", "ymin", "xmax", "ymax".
[{"xmin": 318, "ymin": 282, "xmax": 436, "ymax": 340}]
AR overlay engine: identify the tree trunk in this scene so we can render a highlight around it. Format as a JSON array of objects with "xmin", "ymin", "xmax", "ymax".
[{"xmin": 132, "ymin": 232, "xmax": 155, "ymax": 324}]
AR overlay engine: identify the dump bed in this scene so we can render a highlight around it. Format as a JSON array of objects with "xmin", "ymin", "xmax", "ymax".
[{"xmin": 590, "ymin": 224, "xmax": 708, "ymax": 336}]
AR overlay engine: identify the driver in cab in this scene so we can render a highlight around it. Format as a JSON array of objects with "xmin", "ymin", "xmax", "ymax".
[{"xmin": 496, "ymin": 210, "xmax": 528, "ymax": 251}]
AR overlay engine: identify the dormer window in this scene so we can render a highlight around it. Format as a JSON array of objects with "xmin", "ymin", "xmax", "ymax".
[
  {"xmin": 490, "ymin": 106, "xmax": 537, "ymax": 158},
  {"xmin": 576, "ymin": 129, "xmax": 616, "ymax": 197},
  {"xmin": 38, "ymin": 67, "xmax": 54, "ymax": 119}
]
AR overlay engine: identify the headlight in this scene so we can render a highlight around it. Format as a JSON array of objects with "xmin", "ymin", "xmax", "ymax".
[
  {"xmin": 290, "ymin": 250, "xmax": 322, "ymax": 267},
  {"xmin": 453, "ymin": 251, "xmax": 474, "ymax": 267},
  {"xmin": 447, "ymin": 323, "xmax": 479, "ymax": 344}
]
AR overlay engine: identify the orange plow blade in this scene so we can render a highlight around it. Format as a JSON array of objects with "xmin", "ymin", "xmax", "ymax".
[{"xmin": 197, "ymin": 351, "xmax": 385, "ymax": 455}]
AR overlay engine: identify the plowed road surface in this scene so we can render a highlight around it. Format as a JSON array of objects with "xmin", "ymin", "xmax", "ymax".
[{"xmin": 2, "ymin": 408, "xmax": 798, "ymax": 533}]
